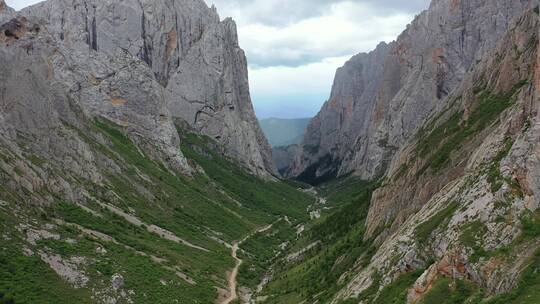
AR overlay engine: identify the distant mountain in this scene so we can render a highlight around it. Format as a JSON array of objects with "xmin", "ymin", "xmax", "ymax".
[{"xmin": 259, "ymin": 117, "xmax": 311, "ymax": 147}]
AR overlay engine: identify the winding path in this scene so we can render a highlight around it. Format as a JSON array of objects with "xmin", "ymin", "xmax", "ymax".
[
  {"xmin": 221, "ymin": 242, "xmax": 242, "ymax": 304},
  {"xmin": 218, "ymin": 221, "xmax": 277, "ymax": 304},
  {"xmin": 219, "ymin": 189, "xmax": 323, "ymax": 303}
]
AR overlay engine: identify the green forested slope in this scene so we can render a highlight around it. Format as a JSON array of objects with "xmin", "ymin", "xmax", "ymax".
[{"xmin": 0, "ymin": 119, "xmax": 314, "ymax": 303}]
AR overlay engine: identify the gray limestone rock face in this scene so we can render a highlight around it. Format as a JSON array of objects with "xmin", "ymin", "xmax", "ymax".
[
  {"xmin": 21, "ymin": 0, "xmax": 218, "ymax": 86},
  {"xmin": 272, "ymin": 145, "xmax": 299, "ymax": 176},
  {"xmin": 0, "ymin": 0, "xmax": 14, "ymax": 23},
  {"xmin": 21, "ymin": 0, "xmax": 276, "ymax": 177},
  {"xmin": 166, "ymin": 18, "xmax": 275, "ymax": 177},
  {"xmin": 0, "ymin": 14, "xmax": 192, "ymax": 189},
  {"xmin": 331, "ymin": 7, "xmax": 540, "ymax": 302},
  {"xmin": 289, "ymin": 42, "xmax": 391, "ymax": 182},
  {"xmin": 111, "ymin": 274, "xmax": 124, "ymax": 290},
  {"xmin": 292, "ymin": 0, "xmax": 538, "ymax": 183}
]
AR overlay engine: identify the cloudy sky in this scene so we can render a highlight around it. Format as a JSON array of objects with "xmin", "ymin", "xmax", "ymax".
[
  {"xmin": 205, "ymin": 0, "xmax": 430, "ymax": 119},
  {"xmin": 7, "ymin": 0, "xmax": 430, "ymax": 119}
]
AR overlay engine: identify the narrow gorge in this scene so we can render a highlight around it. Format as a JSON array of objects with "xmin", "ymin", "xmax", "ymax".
[{"xmin": 1, "ymin": 0, "xmax": 540, "ymax": 304}]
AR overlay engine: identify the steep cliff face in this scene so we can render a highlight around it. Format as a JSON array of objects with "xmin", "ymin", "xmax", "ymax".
[
  {"xmin": 21, "ymin": 0, "xmax": 276, "ymax": 177},
  {"xmin": 334, "ymin": 8, "xmax": 540, "ymax": 302},
  {"xmin": 291, "ymin": 42, "xmax": 390, "ymax": 183},
  {"xmin": 0, "ymin": 3, "xmax": 311, "ymax": 303},
  {"xmin": 0, "ymin": 13, "xmax": 192, "ymax": 185},
  {"xmin": 262, "ymin": 5, "xmax": 540, "ymax": 303},
  {"xmin": 292, "ymin": 0, "xmax": 535, "ymax": 183},
  {"xmin": 165, "ymin": 18, "xmax": 276, "ymax": 176},
  {"xmin": 272, "ymin": 145, "xmax": 299, "ymax": 175}
]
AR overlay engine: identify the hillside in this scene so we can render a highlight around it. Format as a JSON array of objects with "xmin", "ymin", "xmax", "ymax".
[
  {"xmin": 261, "ymin": 1, "xmax": 540, "ymax": 303},
  {"xmin": 0, "ymin": 119, "xmax": 315, "ymax": 303}
]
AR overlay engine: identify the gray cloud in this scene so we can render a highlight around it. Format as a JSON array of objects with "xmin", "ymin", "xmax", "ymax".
[
  {"xmin": 208, "ymin": 0, "xmax": 429, "ymax": 27},
  {"xmin": 205, "ymin": 0, "xmax": 430, "ymax": 68},
  {"xmin": 360, "ymin": 0, "xmax": 431, "ymax": 13}
]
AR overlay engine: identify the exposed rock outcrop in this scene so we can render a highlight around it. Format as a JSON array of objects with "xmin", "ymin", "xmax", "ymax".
[
  {"xmin": 332, "ymin": 5, "xmax": 540, "ymax": 302},
  {"xmin": 0, "ymin": 15, "xmax": 192, "ymax": 179},
  {"xmin": 272, "ymin": 145, "xmax": 299, "ymax": 176},
  {"xmin": 291, "ymin": 0, "xmax": 536, "ymax": 183},
  {"xmin": 21, "ymin": 0, "xmax": 276, "ymax": 177},
  {"xmin": 165, "ymin": 17, "xmax": 276, "ymax": 177},
  {"xmin": 0, "ymin": 0, "xmax": 14, "ymax": 23}
]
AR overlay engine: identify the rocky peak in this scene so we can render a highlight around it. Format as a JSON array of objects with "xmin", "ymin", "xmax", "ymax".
[
  {"xmin": 291, "ymin": 0, "xmax": 537, "ymax": 183},
  {"xmin": 20, "ymin": 0, "xmax": 277, "ymax": 177},
  {"xmin": 0, "ymin": 0, "xmax": 14, "ymax": 23}
]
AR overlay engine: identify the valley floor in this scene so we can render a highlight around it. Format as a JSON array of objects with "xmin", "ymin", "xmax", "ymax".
[
  {"xmin": 0, "ymin": 123, "xmax": 316, "ymax": 304},
  {"xmin": 219, "ymin": 222, "xmax": 278, "ymax": 304}
]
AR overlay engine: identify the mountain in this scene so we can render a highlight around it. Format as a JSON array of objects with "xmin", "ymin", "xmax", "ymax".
[
  {"xmin": 0, "ymin": 0, "xmax": 302, "ymax": 303},
  {"xmin": 259, "ymin": 1, "xmax": 540, "ymax": 303},
  {"xmin": 20, "ymin": 0, "xmax": 276, "ymax": 178},
  {"xmin": 259, "ymin": 117, "xmax": 310, "ymax": 175},
  {"xmin": 259, "ymin": 117, "xmax": 311, "ymax": 147},
  {"xmin": 290, "ymin": 0, "xmax": 536, "ymax": 184}
]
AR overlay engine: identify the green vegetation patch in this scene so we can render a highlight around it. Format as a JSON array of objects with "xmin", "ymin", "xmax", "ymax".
[
  {"xmin": 375, "ymin": 269, "xmax": 425, "ymax": 303},
  {"xmin": 485, "ymin": 248, "xmax": 540, "ymax": 304},
  {"xmin": 520, "ymin": 210, "xmax": 540, "ymax": 239},
  {"xmin": 460, "ymin": 221, "xmax": 489, "ymax": 263},
  {"xmin": 50, "ymin": 202, "xmax": 233, "ymax": 292},
  {"xmin": 0, "ymin": 244, "xmax": 94, "ymax": 304},
  {"xmin": 0, "ymin": 207, "xmax": 94, "ymax": 304},
  {"xmin": 373, "ymin": 270, "xmax": 423, "ymax": 304},
  {"xmin": 237, "ymin": 220, "xmax": 298, "ymax": 288},
  {"xmin": 420, "ymin": 277, "xmax": 483, "ymax": 304},
  {"xmin": 261, "ymin": 179, "xmax": 380, "ymax": 303},
  {"xmin": 487, "ymin": 137, "xmax": 515, "ymax": 193},
  {"xmin": 27, "ymin": 154, "xmax": 47, "ymax": 167},
  {"xmin": 415, "ymin": 201, "xmax": 460, "ymax": 244},
  {"xmin": 181, "ymin": 130, "xmax": 314, "ymax": 224},
  {"xmin": 94, "ymin": 118, "xmax": 297, "ymax": 245},
  {"xmin": 417, "ymin": 80, "xmax": 527, "ymax": 173},
  {"xmin": 356, "ymin": 269, "xmax": 424, "ymax": 304},
  {"xmin": 310, "ymin": 180, "xmax": 380, "ymax": 242}
]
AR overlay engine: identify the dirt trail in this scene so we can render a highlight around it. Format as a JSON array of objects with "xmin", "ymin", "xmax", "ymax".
[
  {"xmin": 218, "ymin": 221, "xmax": 279, "ymax": 304},
  {"xmin": 220, "ymin": 189, "xmax": 323, "ymax": 302},
  {"xmin": 220, "ymin": 242, "xmax": 242, "ymax": 304}
]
